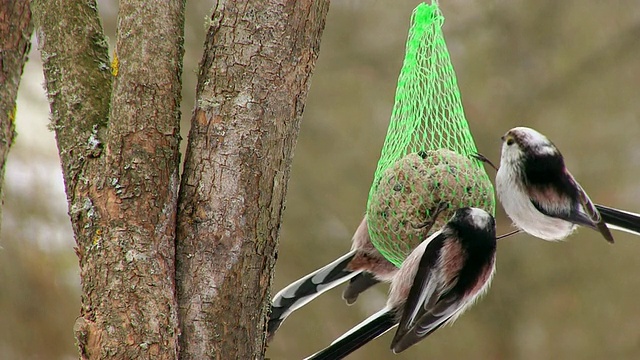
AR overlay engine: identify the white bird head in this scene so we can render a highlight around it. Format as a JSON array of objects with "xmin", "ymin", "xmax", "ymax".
[
  {"xmin": 500, "ymin": 126, "xmax": 559, "ymax": 167},
  {"xmin": 463, "ymin": 207, "xmax": 495, "ymax": 230}
]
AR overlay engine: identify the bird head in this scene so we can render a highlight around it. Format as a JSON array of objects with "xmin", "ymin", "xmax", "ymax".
[{"xmin": 500, "ymin": 126, "xmax": 559, "ymax": 166}]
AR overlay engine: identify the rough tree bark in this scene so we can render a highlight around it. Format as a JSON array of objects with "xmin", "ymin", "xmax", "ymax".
[
  {"xmin": 29, "ymin": 0, "xmax": 327, "ymax": 358},
  {"xmin": 176, "ymin": 1, "xmax": 330, "ymax": 359},
  {"xmin": 0, "ymin": 0, "xmax": 32, "ymax": 231},
  {"xmin": 32, "ymin": 0, "xmax": 184, "ymax": 358}
]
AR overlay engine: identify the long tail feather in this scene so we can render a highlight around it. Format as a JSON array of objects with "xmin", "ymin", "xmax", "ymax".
[
  {"xmin": 268, "ymin": 251, "xmax": 360, "ymax": 339},
  {"xmin": 304, "ymin": 308, "xmax": 397, "ymax": 360},
  {"xmin": 596, "ymin": 204, "xmax": 640, "ymax": 236}
]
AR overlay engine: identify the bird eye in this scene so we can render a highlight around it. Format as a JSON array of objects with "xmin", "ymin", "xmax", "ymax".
[{"xmin": 506, "ymin": 138, "xmax": 515, "ymax": 146}]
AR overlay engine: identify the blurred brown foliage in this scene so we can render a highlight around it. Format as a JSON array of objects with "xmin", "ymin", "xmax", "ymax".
[
  {"xmin": 1, "ymin": 153, "xmax": 79, "ymax": 359},
  {"xmin": 2, "ymin": 0, "xmax": 640, "ymax": 359}
]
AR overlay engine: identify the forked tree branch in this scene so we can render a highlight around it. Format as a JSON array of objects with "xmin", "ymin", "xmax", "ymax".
[{"xmin": 32, "ymin": 0, "xmax": 184, "ymax": 358}]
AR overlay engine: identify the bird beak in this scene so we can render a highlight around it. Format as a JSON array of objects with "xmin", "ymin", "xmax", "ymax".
[{"xmin": 500, "ymin": 135, "xmax": 505, "ymax": 142}]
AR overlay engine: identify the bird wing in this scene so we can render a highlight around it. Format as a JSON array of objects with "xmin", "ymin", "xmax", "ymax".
[
  {"xmin": 528, "ymin": 186, "xmax": 592, "ymax": 227},
  {"xmin": 390, "ymin": 233, "xmax": 468, "ymax": 353},
  {"xmin": 527, "ymin": 172, "xmax": 614, "ymax": 243}
]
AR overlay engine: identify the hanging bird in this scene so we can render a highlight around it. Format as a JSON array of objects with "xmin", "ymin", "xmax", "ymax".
[
  {"xmin": 477, "ymin": 126, "xmax": 640, "ymax": 243},
  {"xmin": 269, "ymin": 149, "xmax": 495, "ymax": 340},
  {"xmin": 305, "ymin": 207, "xmax": 499, "ymax": 360},
  {"xmin": 269, "ymin": 215, "xmax": 421, "ymax": 340}
]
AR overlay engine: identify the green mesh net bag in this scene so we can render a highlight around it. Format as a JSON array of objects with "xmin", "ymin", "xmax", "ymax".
[{"xmin": 366, "ymin": 2, "xmax": 495, "ymax": 268}]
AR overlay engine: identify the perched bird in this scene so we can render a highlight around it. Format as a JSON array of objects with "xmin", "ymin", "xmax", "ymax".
[
  {"xmin": 305, "ymin": 207, "xmax": 498, "ymax": 360},
  {"xmin": 480, "ymin": 126, "xmax": 640, "ymax": 242}
]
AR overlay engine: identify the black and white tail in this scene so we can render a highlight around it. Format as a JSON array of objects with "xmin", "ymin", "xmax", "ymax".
[
  {"xmin": 596, "ymin": 204, "xmax": 640, "ymax": 236},
  {"xmin": 304, "ymin": 307, "xmax": 397, "ymax": 360},
  {"xmin": 268, "ymin": 251, "xmax": 361, "ymax": 338}
]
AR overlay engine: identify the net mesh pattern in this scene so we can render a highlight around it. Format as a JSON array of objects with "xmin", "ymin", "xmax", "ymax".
[{"xmin": 366, "ymin": 3, "xmax": 495, "ymax": 267}]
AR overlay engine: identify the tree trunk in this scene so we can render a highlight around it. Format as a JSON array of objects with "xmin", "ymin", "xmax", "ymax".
[
  {"xmin": 0, "ymin": 0, "xmax": 32, "ymax": 232},
  {"xmin": 175, "ymin": 1, "xmax": 330, "ymax": 359},
  {"xmin": 32, "ymin": 0, "xmax": 184, "ymax": 358},
  {"xmin": 31, "ymin": 0, "xmax": 328, "ymax": 358}
]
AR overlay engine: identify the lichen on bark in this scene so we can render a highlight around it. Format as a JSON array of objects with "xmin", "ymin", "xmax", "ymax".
[{"xmin": 32, "ymin": 0, "xmax": 184, "ymax": 358}]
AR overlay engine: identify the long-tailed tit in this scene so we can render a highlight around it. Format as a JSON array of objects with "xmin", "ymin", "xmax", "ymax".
[
  {"xmin": 480, "ymin": 126, "xmax": 640, "ymax": 242},
  {"xmin": 305, "ymin": 207, "xmax": 498, "ymax": 359}
]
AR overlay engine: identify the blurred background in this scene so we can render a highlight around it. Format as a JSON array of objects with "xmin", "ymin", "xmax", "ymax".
[{"xmin": 2, "ymin": 0, "xmax": 640, "ymax": 359}]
